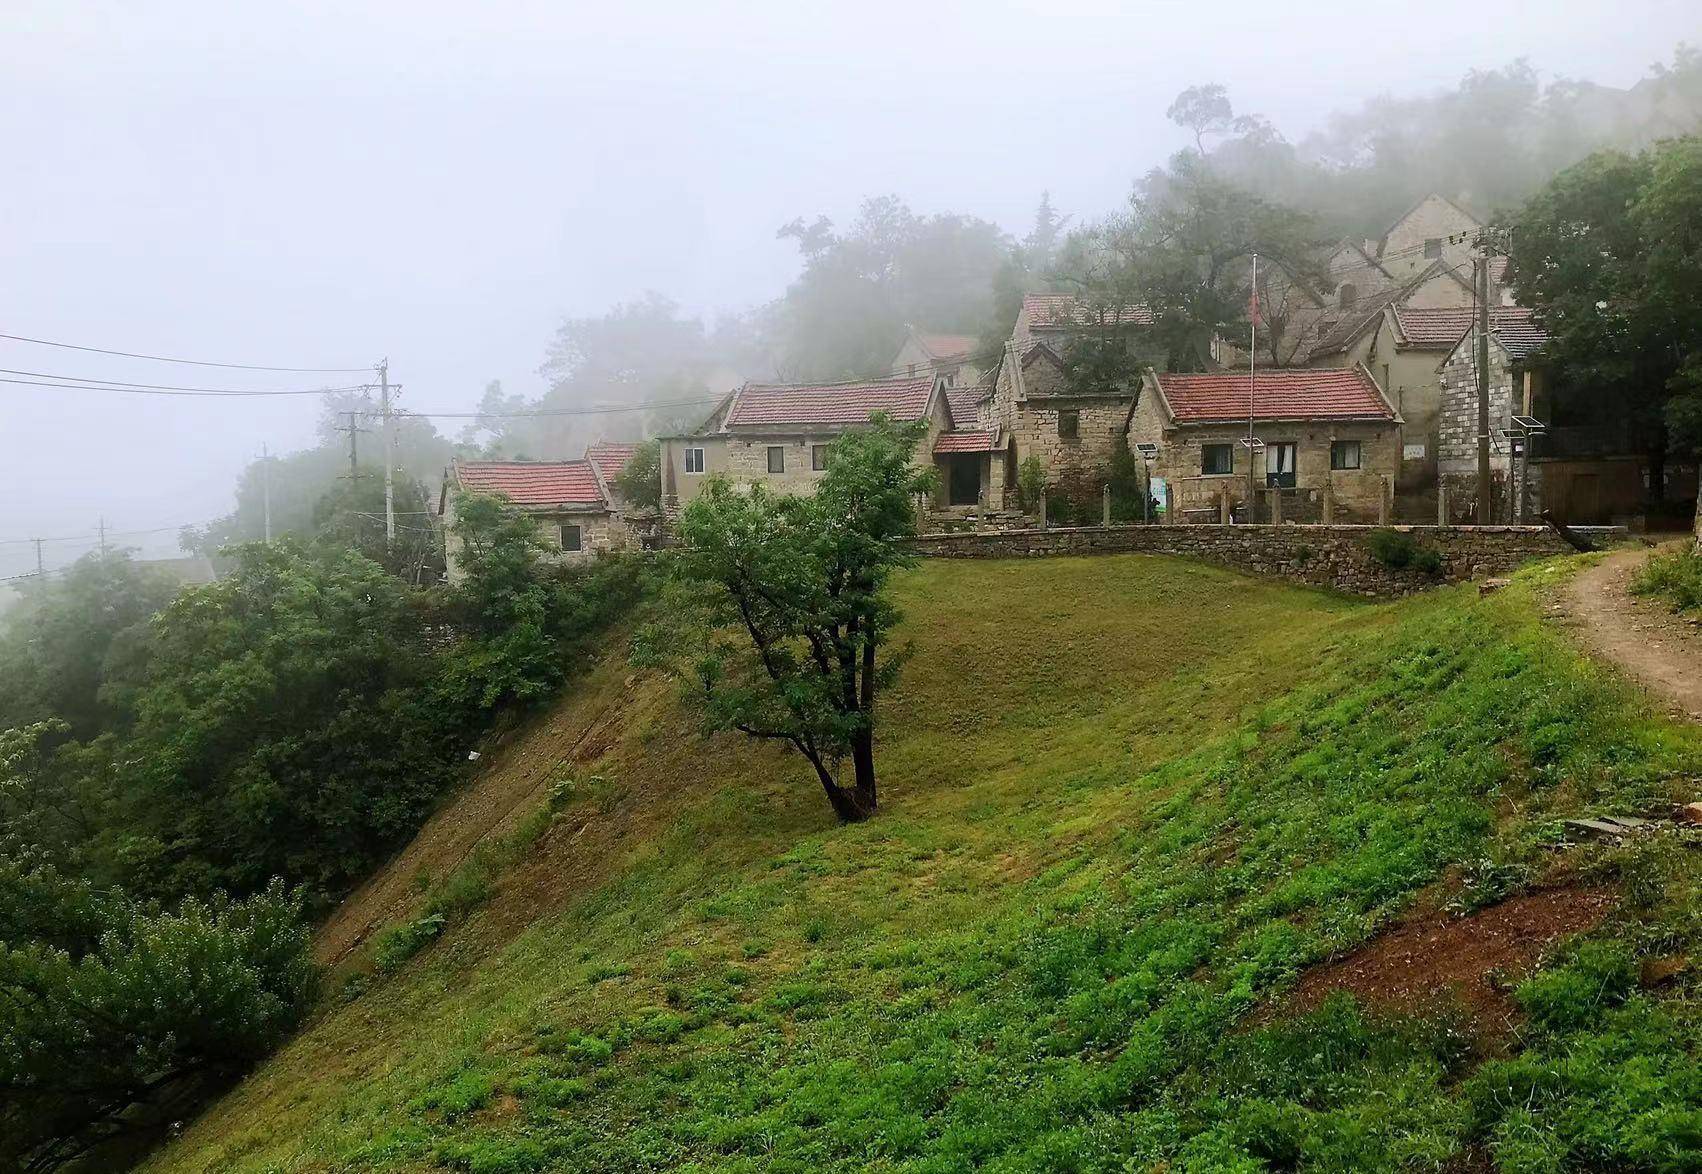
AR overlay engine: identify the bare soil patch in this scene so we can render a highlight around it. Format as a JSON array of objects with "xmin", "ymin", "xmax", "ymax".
[{"xmin": 1285, "ymin": 887, "xmax": 1615, "ymax": 1035}]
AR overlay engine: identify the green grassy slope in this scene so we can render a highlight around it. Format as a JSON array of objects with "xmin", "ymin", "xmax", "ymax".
[{"xmin": 152, "ymin": 555, "xmax": 1702, "ymax": 1173}]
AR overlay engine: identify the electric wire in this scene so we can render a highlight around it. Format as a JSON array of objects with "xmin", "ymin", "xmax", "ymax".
[{"xmin": 0, "ymin": 332, "xmax": 371, "ymax": 374}]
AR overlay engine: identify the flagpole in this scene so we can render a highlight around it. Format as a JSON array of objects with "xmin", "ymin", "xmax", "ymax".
[{"xmin": 1248, "ymin": 252, "xmax": 1258, "ymax": 521}]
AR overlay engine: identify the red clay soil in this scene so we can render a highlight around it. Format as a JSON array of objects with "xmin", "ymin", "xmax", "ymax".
[{"xmin": 1285, "ymin": 887, "xmax": 1615, "ymax": 1035}]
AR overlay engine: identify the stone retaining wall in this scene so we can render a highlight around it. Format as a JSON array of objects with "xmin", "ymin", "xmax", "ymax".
[{"xmin": 909, "ymin": 523, "xmax": 1572, "ymax": 597}]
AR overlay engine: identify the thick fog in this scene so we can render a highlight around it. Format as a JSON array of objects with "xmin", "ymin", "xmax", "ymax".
[{"xmin": 2, "ymin": 0, "xmax": 1696, "ymax": 577}]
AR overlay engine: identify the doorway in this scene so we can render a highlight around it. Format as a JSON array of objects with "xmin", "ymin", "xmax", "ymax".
[{"xmin": 948, "ymin": 455, "xmax": 981, "ymax": 506}]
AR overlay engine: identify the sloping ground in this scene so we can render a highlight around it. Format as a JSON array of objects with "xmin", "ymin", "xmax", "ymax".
[
  {"xmin": 1559, "ymin": 544, "xmax": 1702, "ymax": 721},
  {"xmin": 150, "ymin": 554, "xmax": 1702, "ymax": 1173}
]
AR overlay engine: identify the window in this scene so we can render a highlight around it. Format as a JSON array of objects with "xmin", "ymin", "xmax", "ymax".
[
  {"xmin": 1338, "ymin": 282, "xmax": 1357, "ymax": 309},
  {"xmin": 1330, "ymin": 440, "xmax": 1362, "ymax": 470},
  {"xmin": 1266, "ymin": 442, "xmax": 1297, "ymax": 488},
  {"xmin": 559, "ymin": 523, "xmax": 582, "ymax": 552},
  {"xmin": 1201, "ymin": 443, "xmax": 1233, "ymax": 475},
  {"xmin": 1058, "ymin": 409, "xmax": 1080, "ymax": 440},
  {"xmin": 767, "ymin": 445, "xmax": 785, "ymax": 473},
  {"xmin": 942, "ymin": 369, "xmax": 957, "ymax": 388},
  {"xmin": 811, "ymin": 443, "xmax": 828, "ymax": 471},
  {"xmin": 1424, "ymin": 237, "xmax": 1443, "ymax": 258},
  {"xmin": 684, "ymin": 447, "xmax": 705, "ymax": 474}
]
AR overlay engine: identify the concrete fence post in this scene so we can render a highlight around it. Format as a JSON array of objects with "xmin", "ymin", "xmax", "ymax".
[
  {"xmin": 1164, "ymin": 483, "xmax": 1175, "ymax": 525},
  {"xmin": 1039, "ymin": 490, "xmax": 1048, "ymax": 531},
  {"xmin": 1102, "ymin": 483, "xmax": 1111, "ymax": 528},
  {"xmin": 1219, "ymin": 483, "xmax": 1232, "ymax": 525},
  {"xmin": 1437, "ymin": 483, "xmax": 1449, "ymax": 528},
  {"xmin": 1379, "ymin": 475, "xmax": 1392, "ymax": 525},
  {"xmin": 1271, "ymin": 487, "xmax": 1284, "ymax": 525},
  {"xmin": 1322, "ymin": 483, "xmax": 1335, "ymax": 525}
]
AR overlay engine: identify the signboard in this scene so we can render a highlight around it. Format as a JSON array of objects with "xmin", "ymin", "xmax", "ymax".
[
  {"xmin": 1149, "ymin": 476, "xmax": 1168, "ymax": 513},
  {"xmin": 1402, "ymin": 443, "xmax": 1426, "ymax": 461}
]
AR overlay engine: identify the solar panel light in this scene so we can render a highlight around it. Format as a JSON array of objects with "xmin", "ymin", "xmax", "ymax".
[
  {"xmin": 1238, "ymin": 437, "xmax": 1266, "ymax": 450},
  {"xmin": 1497, "ymin": 426, "xmax": 1525, "ymax": 440},
  {"xmin": 1134, "ymin": 442, "xmax": 1159, "ymax": 457},
  {"xmin": 1511, "ymin": 414, "xmax": 1546, "ymax": 433}
]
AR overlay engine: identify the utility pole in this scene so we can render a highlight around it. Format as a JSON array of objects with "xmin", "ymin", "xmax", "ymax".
[
  {"xmin": 97, "ymin": 516, "xmax": 107, "ymax": 556},
  {"xmin": 378, "ymin": 359, "xmax": 395, "ymax": 545},
  {"xmin": 1475, "ymin": 244, "xmax": 1493, "ymax": 524},
  {"xmin": 261, "ymin": 443, "xmax": 273, "ymax": 542},
  {"xmin": 336, "ymin": 410, "xmax": 367, "ymax": 479},
  {"xmin": 1247, "ymin": 253, "xmax": 1259, "ymax": 522},
  {"xmin": 32, "ymin": 538, "xmax": 43, "ymax": 577}
]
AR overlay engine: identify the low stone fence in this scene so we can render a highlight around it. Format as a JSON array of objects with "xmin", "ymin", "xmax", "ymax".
[{"xmin": 909, "ymin": 523, "xmax": 1573, "ymax": 597}]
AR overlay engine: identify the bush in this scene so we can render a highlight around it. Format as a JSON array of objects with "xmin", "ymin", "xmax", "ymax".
[
  {"xmin": 1633, "ymin": 547, "xmax": 1702, "ymax": 612},
  {"xmin": 375, "ymin": 912, "xmax": 447, "ymax": 972},
  {"xmin": 1018, "ymin": 456, "xmax": 1046, "ymax": 513},
  {"xmin": 1368, "ymin": 527, "xmax": 1418, "ymax": 568},
  {"xmin": 1368, "ymin": 528, "xmax": 1445, "ymax": 576},
  {"xmin": 0, "ymin": 869, "xmax": 315, "ymax": 1171}
]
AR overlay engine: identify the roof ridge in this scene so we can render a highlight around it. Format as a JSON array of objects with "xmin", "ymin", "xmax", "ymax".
[{"xmin": 743, "ymin": 373, "xmax": 935, "ymax": 391}]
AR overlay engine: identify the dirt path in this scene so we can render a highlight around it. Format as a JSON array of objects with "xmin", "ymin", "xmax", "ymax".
[{"xmin": 1558, "ymin": 543, "xmax": 1702, "ymax": 722}]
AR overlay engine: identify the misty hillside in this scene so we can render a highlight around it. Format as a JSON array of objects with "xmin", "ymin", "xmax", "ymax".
[{"xmin": 147, "ymin": 554, "xmax": 1702, "ymax": 1172}]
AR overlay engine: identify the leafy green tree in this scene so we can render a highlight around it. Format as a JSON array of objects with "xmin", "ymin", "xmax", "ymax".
[
  {"xmin": 1508, "ymin": 136, "xmax": 1702, "ymax": 531},
  {"xmin": 642, "ymin": 418, "xmax": 932, "ymax": 822},
  {"xmin": 309, "ymin": 474, "xmax": 444, "ymax": 584},
  {"xmin": 1057, "ymin": 154, "xmax": 1324, "ymax": 374},
  {"xmin": 773, "ymin": 197, "xmax": 1011, "ymax": 380},
  {"xmin": 0, "ymin": 553, "xmax": 179, "ymax": 738},
  {"xmin": 613, "ymin": 440, "xmax": 663, "ymax": 512},
  {"xmin": 0, "ymin": 859, "xmax": 313, "ymax": 1173},
  {"xmin": 118, "ymin": 540, "xmax": 453, "ymax": 899}
]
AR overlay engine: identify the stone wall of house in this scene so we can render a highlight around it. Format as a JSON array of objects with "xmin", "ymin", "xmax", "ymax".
[
  {"xmin": 443, "ymin": 506, "xmax": 627, "ymax": 584},
  {"xmin": 1438, "ymin": 334, "xmax": 1518, "ymax": 518},
  {"xmin": 1128, "ymin": 390, "xmax": 1399, "ymax": 522},
  {"xmin": 910, "ymin": 522, "xmax": 1568, "ymax": 597}
]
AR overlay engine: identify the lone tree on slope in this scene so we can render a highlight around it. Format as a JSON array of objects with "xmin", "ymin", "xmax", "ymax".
[{"xmin": 641, "ymin": 416, "xmax": 932, "ymax": 822}]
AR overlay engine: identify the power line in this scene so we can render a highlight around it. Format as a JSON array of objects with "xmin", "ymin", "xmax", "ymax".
[
  {"xmin": 0, "ymin": 332, "xmax": 371, "ymax": 374},
  {"xmin": 0, "ymin": 374, "xmax": 371, "ymax": 398},
  {"xmin": 390, "ymin": 396, "xmax": 720, "ymax": 420}
]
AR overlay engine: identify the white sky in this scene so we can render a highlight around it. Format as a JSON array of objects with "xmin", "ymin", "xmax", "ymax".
[{"xmin": 3, "ymin": 0, "xmax": 1698, "ymax": 576}]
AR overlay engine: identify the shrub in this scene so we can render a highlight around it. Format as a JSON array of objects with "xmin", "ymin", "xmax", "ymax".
[
  {"xmin": 1018, "ymin": 456, "xmax": 1047, "ymax": 513},
  {"xmin": 1367, "ymin": 527, "xmax": 1417, "ymax": 568},
  {"xmin": 1632, "ymin": 547, "xmax": 1702, "ymax": 612},
  {"xmin": 375, "ymin": 912, "xmax": 446, "ymax": 972}
]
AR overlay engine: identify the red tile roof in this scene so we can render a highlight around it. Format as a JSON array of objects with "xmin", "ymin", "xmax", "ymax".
[
  {"xmin": 585, "ymin": 441, "xmax": 640, "ymax": 484},
  {"xmin": 1023, "ymin": 293, "xmax": 1154, "ymax": 329},
  {"xmin": 724, "ymin": 375, "xmax": 935, "ymax": 428},
  {"xmin": 1393, "ymin": 306, "xmax": 1548, "ymax": 358},
  {"xmin": 455, "ymin": 460, "xmax": 606, "ymax": 507},
  {"xmin": 917, "ymin": 332, "xmax": 980, "ymax": 360},
  {"xmin": 944, "ymin": 384, "xmax": 989, "ymax": 429},
  {"xmin": 934, "ymin": 430, "xmax": 999, "ymax": 454},
  {"xmin": 1154, "ymin": 368, "xmax": 1394, "ymax": 424}
]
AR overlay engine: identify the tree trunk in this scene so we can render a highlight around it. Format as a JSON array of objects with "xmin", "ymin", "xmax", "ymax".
[{"xmin": 804, "ymin": 748, "xmax": 877, "ymax": 824}]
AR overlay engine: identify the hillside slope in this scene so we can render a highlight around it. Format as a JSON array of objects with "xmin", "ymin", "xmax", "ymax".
[{"xmin": 151, "ymin": 554, "xmax": 1702, "ymax": 1172}]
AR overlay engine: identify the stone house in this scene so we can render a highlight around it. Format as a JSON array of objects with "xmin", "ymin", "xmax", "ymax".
[
  {"xmin": 968, "ymin": 293, "xmax": 1155, "ymax": 510},
  {"xmin": 439, "ymin": 457, "xmax": 632, "ymax": 583},
  {"xmin": 658, "ymin": 373, "xmax": 998, "ymax": 513},
  {"xmin": 1436, "ymin": 308, "xmax": 1550, "ymax": 522},
  {"xmin": 1128, "ymin": 365, "xmax": 1401, "ymax": 523},
  {"xmin": 889, "ymin": 326, "xmax": 988, "ymax": 388},
  {"xmin": 1322, "ymin": 194, "xmax": 1484, "ymax": 313}
]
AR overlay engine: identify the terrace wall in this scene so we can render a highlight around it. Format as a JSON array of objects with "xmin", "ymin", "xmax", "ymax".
[{"xmin": 910, "ymin": 523, "xmax": 1571, "ymax": 597}]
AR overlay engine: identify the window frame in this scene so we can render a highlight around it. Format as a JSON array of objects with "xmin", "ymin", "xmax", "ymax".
[
  {"xmin": 684, "ymin": 446, "xmax": 705, "ymax": 475},
  {"xmin": 766, "ymin": 445, "xmax": 785, "ymax": 474},
  {"xmin": 1057, "ymin": 409, "xmax": 1080, "ymax": 440},
  {"xmin": 1201, "ymin": 443, "xmax": 1234, "ymax": 476},
  {"xmin": 559, "ymin": 523, "xmax": 583, "ymax": 553},
  {"xmin": 1337, "ymin": 282, "xmax": 1357, "ymax": 309},
  {"xmin": 1423, "ymin": 237, "xmax": 1443, "ymax": 258},
  {"xmin": 810, "ymin": 443, "xmax": 828, "ymax": 471},
  {"xmin": 1330, "ymin": 440, "xmax": 1362, "ymax": 471}
]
